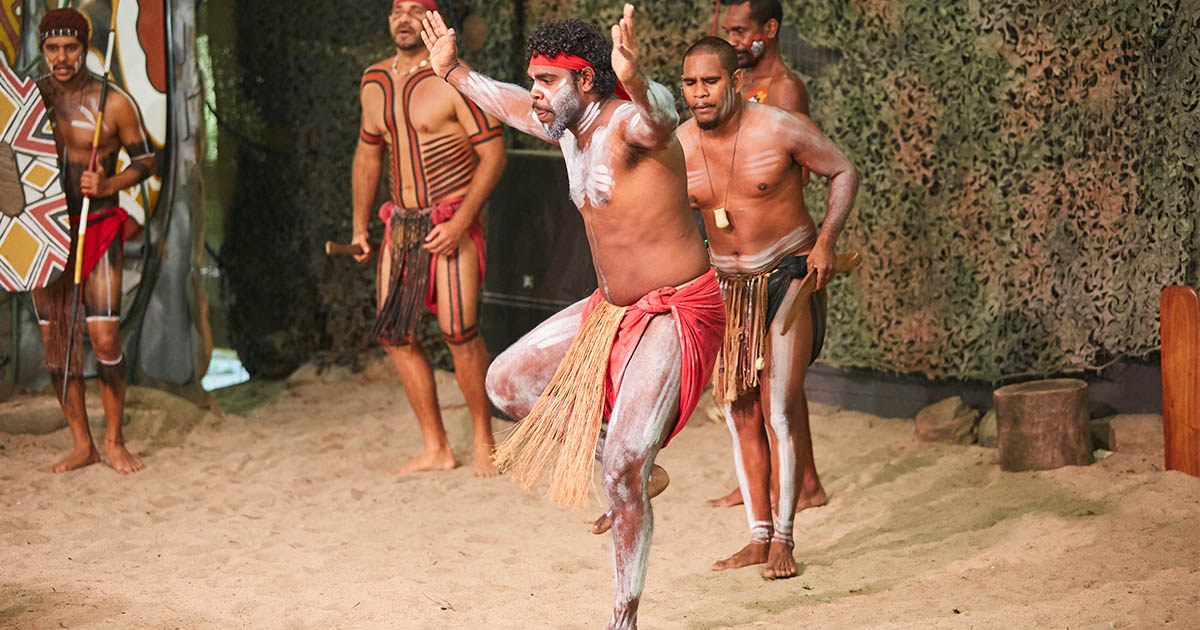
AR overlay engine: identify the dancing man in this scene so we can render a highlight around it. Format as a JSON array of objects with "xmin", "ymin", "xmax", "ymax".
[
  {"xmin": 422, "ymin": 6, "xmax": 724, "ymax": 629},
  {"xmin": 351, "ymin": 0, "xmax": 506, "ymax": 476},
  {"xmin": 708, "ymin": 0, "xmax": 821, "ymax": 510},
  {"xmin": 678, "ymin": 37, "xmax": 858, "ymax": 578},
  {"xmin": 34, "ymin": 8, "xmax": 156, "ymax": 474}
]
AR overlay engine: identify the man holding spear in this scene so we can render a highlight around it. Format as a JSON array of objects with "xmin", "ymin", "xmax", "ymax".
[{"xmin": 32, "ymin": 8, "xmax": 157, "ymax": 474}]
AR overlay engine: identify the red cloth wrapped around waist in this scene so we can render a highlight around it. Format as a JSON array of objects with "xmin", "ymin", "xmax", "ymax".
[
  {"xmin": 378, "ymin": 197, "xmax": 485, "ymax": 314},
  {"xmin": 580, "ymin": 268, "xmax": 726, "ymax": 446},
  {"xmin": 68, "ymin": 207, "xmax": 128, "ymax": 281}
]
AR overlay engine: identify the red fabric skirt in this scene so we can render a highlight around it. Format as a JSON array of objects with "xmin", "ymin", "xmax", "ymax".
[{"xmin": 580, "ymin": 268, "xmax": 725, "ymax": 446}]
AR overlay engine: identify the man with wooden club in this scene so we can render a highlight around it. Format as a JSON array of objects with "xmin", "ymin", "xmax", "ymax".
[
  {"xmin": 678, "ymin": 37, "xmax": 859, "ymax": 579},
  {"xmin": 348, "ymin": 0, "xmax": 507, "ymax": 476}
]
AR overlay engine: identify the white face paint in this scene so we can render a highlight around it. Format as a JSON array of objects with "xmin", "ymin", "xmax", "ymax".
[
  {"xmin": 709, "ymin": 223, "xmax": 817, "ymax": 273},
  {"xmin": 534, "ymin": 77, "xmax": 583, "ymax": 140}
]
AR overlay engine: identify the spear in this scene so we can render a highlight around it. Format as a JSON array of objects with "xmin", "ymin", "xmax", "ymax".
[{"xmin": 61, "ymin": 12, "xmax": 118, "ymax": 402}]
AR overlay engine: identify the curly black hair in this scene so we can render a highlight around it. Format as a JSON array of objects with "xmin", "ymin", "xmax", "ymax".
[{"xmin": 526, "ymin": 19, "xmax": 618, "ymax": 99}]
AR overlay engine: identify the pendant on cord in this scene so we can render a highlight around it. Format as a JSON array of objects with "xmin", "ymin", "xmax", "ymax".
[{"xmin": 714, "ymin": 207, "xmax": 730, "ymax": 229}]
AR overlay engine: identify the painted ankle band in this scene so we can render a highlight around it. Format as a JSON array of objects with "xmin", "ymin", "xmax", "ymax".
[{"xmin": 750, "ymin": 521, "xmax": 773, "ymax": 543}]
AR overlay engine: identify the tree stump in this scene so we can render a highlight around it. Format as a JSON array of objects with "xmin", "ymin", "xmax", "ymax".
[
  {"xmin": 1160, "ymin": 286, "xmax": 1200, "ymax": 478},
  {"xmin": 993, "ymin": 379, "xmax": 1093, "ymax": 471}
]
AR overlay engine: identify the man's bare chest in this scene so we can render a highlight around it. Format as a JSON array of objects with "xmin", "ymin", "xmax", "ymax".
[
  {"xmin": 686, "ymin": 142, "xmax": 792, "ymax": 208},
  {"xmin": 381, "ymin": 72, "xmax": 458, "ymax": 138}
]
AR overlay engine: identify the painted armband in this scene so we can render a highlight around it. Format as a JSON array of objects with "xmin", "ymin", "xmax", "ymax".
[
  {"xmin": 360, "ymin": 128, "xmax": 384, "ymax": 145},
  {"xmin": 124, "ymin": 137, "xmax": 155, "ymax": 184}
]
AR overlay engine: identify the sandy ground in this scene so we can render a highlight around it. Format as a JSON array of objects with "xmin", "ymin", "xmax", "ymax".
[{"xmin": 1, "ymin": 362, "xmax": 1198, "ymax": 630}]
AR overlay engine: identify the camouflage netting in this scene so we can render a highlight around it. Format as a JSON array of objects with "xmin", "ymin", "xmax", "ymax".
[{"xmin": 210, "ymin": 0, "xmax": 1199, "ymax": 381}]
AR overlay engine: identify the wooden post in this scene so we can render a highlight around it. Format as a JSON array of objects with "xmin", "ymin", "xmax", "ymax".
[
  {"xmin": 1160, "ymin": 286, "xmax": 1200, "ymax": 478},
  {"xmin": 993, "ymin": 379, "xmax": 1092, "ymax": 471}
]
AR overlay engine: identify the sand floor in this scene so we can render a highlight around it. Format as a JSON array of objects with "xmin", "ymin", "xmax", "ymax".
[{"xmin": 1, "ymin": 366, "xmax": 1198, "ymax": 629}]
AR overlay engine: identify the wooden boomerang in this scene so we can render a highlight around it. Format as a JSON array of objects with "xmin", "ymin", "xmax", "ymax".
[
  {"xmin": 325, "ymin": 241, "xmax": 364, "ymax": 256},
  {"xmin": 781, "ymin": 252, "xmax": 861, "ymax": 335}
]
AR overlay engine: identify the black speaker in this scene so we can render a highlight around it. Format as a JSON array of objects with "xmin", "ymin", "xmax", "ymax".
[{"xmin": 481, "ymin": 150, "xmax": 597, "ymax": 359}]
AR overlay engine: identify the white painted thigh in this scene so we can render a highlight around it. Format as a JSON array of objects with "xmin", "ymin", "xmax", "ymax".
[
  {"xmin": 601, "ymin": 316, "xmax": 682, "ymax": 487},
  {"xmin": 486, "ymin": 296, "xmax": 588, "ymax": 418}
]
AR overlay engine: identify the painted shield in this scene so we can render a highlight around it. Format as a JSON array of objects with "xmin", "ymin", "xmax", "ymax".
[{"xmin": 0, "ymin": 61, "xmax": 68, "ymax": 292}]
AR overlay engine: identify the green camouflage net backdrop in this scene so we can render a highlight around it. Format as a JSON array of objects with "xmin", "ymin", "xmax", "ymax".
[
  {"xmin": 518, "ymin": 0, "xmax": 1200, "ymax": 381},
  {"xmin": 209, "ymin": 0, "xmax": 1199, "ymax": 381}
]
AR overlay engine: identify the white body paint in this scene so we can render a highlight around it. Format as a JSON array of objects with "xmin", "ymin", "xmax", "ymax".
[
  {"xmin": 602, "ymin": 322, "xmax": 681, "ymax": 630},
  {"xmin": 738, "ymin": 151, "xmax": 790, "ymax": 181},
  {"xmin": 459, "ymin": 71, "xmax": 548, "ymax": 139},
  {"xmin": 726, "ymin": 404, "xmax": 768, "ymax": 542},
  {"xmin": 527, "ymin": 315, "xmax": 579, "ymax": 350},
  {"xmin": 766, "ymin": 283, "xmax": 800, "ymax": 546},
  {"xmin": 560, "ymin": 124, "xmax": 616, "ymax": 208},
  {"xmin": 709, "ymin": 223, "xmax": 816, "ymax": 274}
]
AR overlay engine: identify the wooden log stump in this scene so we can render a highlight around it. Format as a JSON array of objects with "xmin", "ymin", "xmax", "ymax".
[
  {"xmin": 1160, "ymin": 286, "xmax": 1200, "ymax": 478},
  {"xmin": 993, "ymin": 379, "xmax": 1093, "ymax": 471}
]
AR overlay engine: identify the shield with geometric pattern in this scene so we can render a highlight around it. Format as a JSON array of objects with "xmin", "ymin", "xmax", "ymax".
[{"xmin": 0, "ymin": 60, "xmax": 68, "ymax": 292}]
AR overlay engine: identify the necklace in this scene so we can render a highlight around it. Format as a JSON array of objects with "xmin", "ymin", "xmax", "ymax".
[
  {"xmin": 391, "ymin": 53, "xmax": 429, "ymax": 76},
  {"xmin": 698, "ymin": 107, "xmax": 743, "ymax": 230}
]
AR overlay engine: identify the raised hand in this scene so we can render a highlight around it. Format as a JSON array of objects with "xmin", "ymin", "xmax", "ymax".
[
  {"xmin": 420, "ymin": 10, "xmax": 460, "ymax": 80},
  {"xmin": 610, "ymin": 3, "xmax": 641, "ymax": 86}
]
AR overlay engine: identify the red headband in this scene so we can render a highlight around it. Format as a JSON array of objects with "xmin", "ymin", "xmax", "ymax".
[
  {"xmin": 528, "ymin": 53, "xmax": 631, "ymax": 100},
  {"xmin": 394, "ymin": 0, "xmax": 438, "ymax": 12}
]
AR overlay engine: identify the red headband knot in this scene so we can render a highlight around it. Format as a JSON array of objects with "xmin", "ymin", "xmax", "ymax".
[
  {"xmin": 528, "ymin": 53, "xmax": 631, "ymax": 101},
  {"xmin": 394, "ymin": 0, "xmax": 438, "ymax": 12},
  {"xmin": 40, "ymin": 8, "xmax": 90, "ymax": 46}
]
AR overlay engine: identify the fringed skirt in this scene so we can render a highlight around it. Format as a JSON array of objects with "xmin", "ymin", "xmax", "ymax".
[{"xmin": 373, "ymin": 207, "xmax": 435, "ymax": 345}]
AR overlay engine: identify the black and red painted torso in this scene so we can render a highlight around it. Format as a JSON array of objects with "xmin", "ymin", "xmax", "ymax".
[{"xmin": 360, "ymin": 66, "xmax": 500, "ymax": 209}]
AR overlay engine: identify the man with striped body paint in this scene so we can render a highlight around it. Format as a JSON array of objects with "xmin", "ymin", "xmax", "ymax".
[
  {"xmin": 678, "ymin": 37, "xmax": 858, "ymax": 579},
  {"xmin": 424, "ymin": 5, "xmax": 725, "ymax": 628},
  {"xmin": 33, "ymin": 8, "xmax": 156, "ymax": 475},
  {"xmin": 351, "ymin": 0, "xmax": 507, "ymax": 477}
]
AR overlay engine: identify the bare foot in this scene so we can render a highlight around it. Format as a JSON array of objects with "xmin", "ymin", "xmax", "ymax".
[
  {"xmin": 43, "ymin": 446, "xmax": 100, "ymax": 473},
  {"xmin": 797, "ymin": 486, "xmax": 828, "ymax": 512},
  {"xmin": 704, "ymin": 486, "xmax": 743, "ymax": 508},
  {"xmin": 761, "ymin": 541, "xmax": 798, "ymax": 579},
  {"xmin": 105, "ymin": 439, "xmax": 144, "ymax": 475},
  {"xmin": 473, "ymin": 441, "xmax": 499, "ymax": 478},
  {"xmin": 390, "ymin": 448, "xmax": 456, "ymax": 475},
  {"xmin": 711, "ymin": 541, "xmax": 769, "ymax": 571},
  {"xmin": 591, "ymin": 464, "xmax": 670, "ymax": 534}
]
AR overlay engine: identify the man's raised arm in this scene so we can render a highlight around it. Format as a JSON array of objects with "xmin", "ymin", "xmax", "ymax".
[
  {"xmin": 781, "ymin": 110, "xmax": 859, "ymax": 289},
  {"xmin": 610, "ymin": 4, "xmax": 677, "ymax": 151},
  {"xmin": 421, "ymin": 11, "xmax": 553, "ymax": 142}
]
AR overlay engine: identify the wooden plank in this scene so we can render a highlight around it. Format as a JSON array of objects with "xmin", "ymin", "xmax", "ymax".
[{"xmin": 1160, "ymin": 286, "xmax": 1200, "ymax": 477}]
